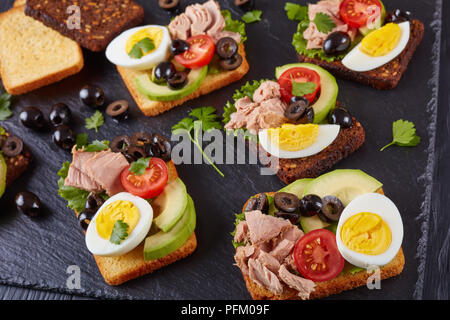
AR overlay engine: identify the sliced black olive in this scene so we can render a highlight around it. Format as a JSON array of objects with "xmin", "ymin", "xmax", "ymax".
[
  {"xmin": 323, "ymin": 32, "xmax": 351, "ymax": 56},
  {"xmin": 275, "ymin": 211, "xmax": 300, "ymax": 224},
  {"xmin": 299, "ymin": 194, "xmax": 323, "ymax": 217},
  {"xmin": 52, "ymin": 125, "xmax": 76, "ymax": 151},
  {"xmin": 159, "ymin": 0, "xmax": 179, "ymax": 10},
  {"xmin": 125, "ymin": 146, "xmax": 147, "ymax": 161},
  {"xmin": 274, "ymin": 192, "xmax": 299, "ymax": 213},
  {"xmin": 2, "ymin": 136, "xmax": 23, "ymax": 157},
  {"xmin": 170, "ymin": 39, "xmax": 190, "ymax": 56},
  {"xmin": 216, "ymin": 37, "xmax": 238, "ymax": 59},
  {"xmin": 219, "ymin": 54, "xmax": 243, "ymax": 71},
  {"xmin": 245, "ymin": 193, "xmax": 269, "ymax": 214},
  {"xmin": 79, "ymin": 85, "xmax": 104, "ymax": 108},
  {"xmin": 154, "ymin": 61, "xmax": 176, "ymax": 83},
  {"xmin": 122, "ymin": 151, "xmax": 137, "ymax": 163},
  {"xmin": 328, "ymin": 107, "xmax": 353, "ymax": 128},
  {"xmin": 78, "ymin": 210, "xmax": 95, "ymax": 231},
  {"xmin": 15, "ymin": 191, "xmax": 41, "ymax": 218},
  {"xmin": 235, "ymin": 0, "xmax": 254, "ymax": 11},
  {"xmin": 130, "ymin": 132, "xmax": 153, "ymax": 147},
  {"xmin": 19, "ymin": 106, "xmax": 46, "ymax": 130},
  {"xmin": 152, "ymin": 133, "xmax": 172, "ymax": 161},
  {"xmin": 85, "ymin": 193, "xmax": 105, "ymax": 213},
  {"xmin": 144, "ymin": 143, "xmax": 162, "ymax": 159},
  {"xmin": 296, "ymin": 107, "xmax": 315, "ymax": 124},
  {"xmin": 106, "ymin": 100, "xmax": 129, "ymax": 122},
  {"xmin": 49, "ymin": 103, "xmax": 72, "ymax": 127},
  {"xmin": 321, "ymin": 195, "xmax": 344, "ymax": 222},
  {"xmin": 110, "ymin": 135, "xmax": 131, "ymax": 153},
  {"xmin": 167, "ymin": 71, "xmax": 188, "ymax": 90},
  {"xmin": 285, "ymin": 100, "xmax": 308, "ymax": 121}
]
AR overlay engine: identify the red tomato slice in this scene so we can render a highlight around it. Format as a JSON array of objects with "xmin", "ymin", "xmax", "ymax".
[
  {"xmin": 120, "ymin": 158, "xmax": 168, "ymax": 199},
  {"xmin": 293, "ymin": 229, "xmax": 345, "ymax": 282},
  {"xmin": 278, "ymin": 67, "xmax": 321, "ymax": 104},
  {"xmin": 339, "ymin": 0, "xmax": 383, "ymax": 28},
  {"xmin": 174, "ymin": 34, "xmax": 215, "ymax": 69}
]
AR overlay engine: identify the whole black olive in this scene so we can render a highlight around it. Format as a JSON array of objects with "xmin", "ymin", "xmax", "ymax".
[
  {"xmin": 285, "ymin": 99, "xmax": 308, "ymax": 121},
  {"xmin": 125, "ymin": 146, "xmax": 147, "ymax": 161},
  {"xmin": 19, "ymin": 106, "xmax": 46, "ymax": 130},
  {"xmin": 235, "ymin": 0, "xmax": 254, "ymax": 11},
  {"xmin": 106, "ymin": 100, "xmax": 129, "ymax": 122},
  {"xmin": 275, "ymin": 211, "xmax": 300, "ymax": 224},
  {"xmin": 154, "ymin": 62, "xmax": 176, "ymax": 83},
  {"xmin": 245, "ymin": 193, "xmax": 269, "ymax": 215},
  {"xmin": 79, "ymin": 85, "xmax": 104, "ymax": 108},
  {"xmin": 328, "ymin": 107, "xmax": 353, "ymax": 128},
  {"xmin": 321, "ymin": 196, "xmax": 344, "ymax": 222},
  {"xmin": 49, "ymin": 103, "xmax": 72, "ymax": 127},
  {"xmin": 131, "ymin": 132, "xmax": 153, "ymax": 147},
  {"xmin": 167, "ymin": 71, "xmax": 188, "ymax": 90},
  {"xmin": 85, "ymin": 193, "xmax": 105, "ymax": 213},
  {"xmin": 299, "ymin": 194, "xmax": 323, "ymax": 217},
  {"xmin": 219, "ymin": 54, "xmax": 243, "ymax": 71},
  {"xmin": 110, "ymin": 135, "xmax": 131, "ymax": 153},
  {"xmin": 394, "ymin": 9, "xmax": 412, "ymax": 21},
  {"xmin": 274, "ymin": 192, "xmax": 299, "ymax": 213},
  {"xmin": 159, "ymin": 0, "xmax": 179, "ymax": 11},
  {"xmin": 152, "ymin": 133, "xmax": 172, "ymax": 161},
  {"xmin": 323, "ymin": 32, "xmax": 351, "ymax": 56},
  {"xmin": 78, "ymin": 210, "xmax": 95, "ymax": 231},
  {"xmin": 216, "ymin": 37, "xmax": 238, "ymax": 59},
  {"xmin": 15, "ymin": 191, "xmax": 41, "ymax": 218},
  {"xmin": 2, "ymin": 136, "xmax": 23, "ymax": 157},
  {"xmin": 170, "ymin": 39, "xmax": 190, "ymax": 56},
  {"xmin": 53, "ymin": 125, "xmax": 76, "ymax": 151}
]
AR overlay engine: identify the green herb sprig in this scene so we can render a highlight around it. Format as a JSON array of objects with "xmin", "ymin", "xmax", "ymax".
[
  {"xmin": 110, "ymin": 220, "xmax": 129, "ymax": 244},
  {"xmin": 0, "ymin": 92, "xmax": 13, "ymax": 121},
  {"xmin": 380, "ymin": 119, "xmax": 421, "ymax": 151},
  {"xmin": 85, "ymin": 111, "xmax": 104, "ymax": 132}
]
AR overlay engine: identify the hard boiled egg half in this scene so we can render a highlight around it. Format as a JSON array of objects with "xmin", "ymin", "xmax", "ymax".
[
  {"xmin": 86, "ymin": 192, "xmax": 153, "ymax": 257},
  {"xmin": 342, "ymin": 22, "xmax": 410, "ymax": 72},
  {"xmin": 258, "ymin": 123, "xmax": 340, "ymax": 159},
  {"xmin": 106, "ymin": 25, "xmax": 171, "ymax": 70},
  {"xmin": 336, "ymin": 193, "xmax": 403, "ymax": 268}
]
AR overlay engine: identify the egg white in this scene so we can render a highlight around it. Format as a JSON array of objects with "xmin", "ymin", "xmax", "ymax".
[
  {"xmin": 336, "ymin": 193, "xmax": 403, "ymax": 268},
  {"xmin": 342, "ymin": 21, "xmax": 410, "ymax": 72},
  {"xmin": 258, "ymin": 124, "xmax": 340, "ymax": 159},
  {"xmin": 105, "ymin": 25, "xmax": 171, "ymax": 71},
  {"xmin": 85, "ymin": 192, "xmax": 153, "ymax": 257}
]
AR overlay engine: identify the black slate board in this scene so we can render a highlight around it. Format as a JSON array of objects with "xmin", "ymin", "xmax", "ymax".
[{"xmin": 0, "ymin": 0, "xmax": 442, "ymax": 299}]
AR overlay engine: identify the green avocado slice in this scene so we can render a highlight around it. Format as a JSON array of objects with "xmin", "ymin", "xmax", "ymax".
[{"xmin": 0, "ymin": 154, "xmax": 6, "ymax": 198}]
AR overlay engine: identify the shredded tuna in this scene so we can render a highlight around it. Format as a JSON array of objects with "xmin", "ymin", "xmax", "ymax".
[
  {"xmin": 202, "ymin": 0, "xmax": 226, "ymax": 41},
  {"xmin": 278, "ymin": 265, "xmax": 316, "ymax": 300},
  {"xmin": 270, "ymin": 239, "xmax": 295, "ymax": 263},
  {"xmin": 234, "ymin": 220, "xmax": 249, "ymax": 244},
  {"xmin": 248, "ymin": 258, "xmax": 284, "ymax": 295},
  {"xmin": 214, "ymin": 30, "xmax": 241, "ymax": 44},
  {"xmin": 185, "ymin": 4, "xmax": 212, "ymax": 36},
  {"xmin": 234, "ymin": 244, "xmax": 255, "ymax": 276},
  {"xmin": 245, "ymin": 210, "xmax": 291, "ymax": 245},
  {"xmin": 64, "ymin": 166, "xmax": 103, "ymax": 193},
  {"xmin": 257, "ymin": 251, "xmax": 281, "ymax": 274},
  {"xmin": 168, "ymin": 13, "xmax": 192, "ymax": 40},
  {"xmin": 253, "ymin": 81, "xmax": 282, "ymax": 103}
]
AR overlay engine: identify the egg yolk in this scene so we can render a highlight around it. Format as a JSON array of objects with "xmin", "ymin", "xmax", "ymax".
[
  {"xmin": 341, "ymin": 212, "xmax": 392, "ymax": 255},
  {"xmin": 96, "ymin": 200, "xmax": 140, "ymax": 240},
  {"xmin": 360, "ymin": 23, "xmax": 401, "ymax": 57},
  {"xmin": 126, "ymin": 27, "xmax": 163, "ymax": 56},
  {"xmin": 267, "ymin": 124, "xmax": 319, "ymax": 152}
]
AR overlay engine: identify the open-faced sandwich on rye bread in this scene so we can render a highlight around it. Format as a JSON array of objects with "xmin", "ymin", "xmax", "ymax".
[
  {"xmin": 287, "ymin": 0, "xmax": 424, "ymax": 90},
  {"xmin": 223, "ymin": 63, "xmax": 365, "ymax": 184},
  {"xmin": 105, "ymin": 0, "xmax": 250, "ymax": 117},
  {"xmin": 57, "ymin": 132, "xmax": 196, "ymax": 285},
  {"xmin": 232, "ymin": 170, "xmax": 405, "ymax": 300}
]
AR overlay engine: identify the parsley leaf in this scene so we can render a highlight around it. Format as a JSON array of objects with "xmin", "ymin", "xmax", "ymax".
[
  {"xmin": 189, "ymin": 106, "xmax": 222, "ymax": 132},
  {"xmin": 291, "ymin": 81, "xmax": 317, "ymax": 97},
  {"xmin": 313, "ymin": 12, "xmax": 336, "ymax": 33},
  {"xmin": 76, "ymin": 133, "xmax": 88, "ymax": 149},
  {"xmin": 84, "ymin": 140, "xmax": 109, "ymax": 152},
  {"xmin": 284, "ymin": 2, "xmax": 308, "ymax": 21},
  {"xmin": 0, "ymin": 92, "xmax": 13, "ymax": 121},
  {"xmin": 349, "ymin": 266, "xmax": 365, "ymax": 275},
  {"xmin": 222, "ymin": 10, "xmax": 247, "ymax": 42},
  {"xmin": 57, "ymin": 161, "xmax": 90, "ymax": 213},
  {"xmin": 128, "ymin": 38, "xmax": 155, "ymax": 59},
  {"xmin": 242, "ymin": 10, "xmax": 262, "ymax": 23},
  {"xmin": 110, "ymin": 220, "xmax": 129, "ymax": 244},
  {"xmin": 85, "ymin": 111, "xmax": 104, "ymax": 132},
  {"xmin": 380, "ymin": 120, "xmax": 421, "ymax": 151},
  {"xmin": 129, "ymin": 157, "xmax": 150, "ymax": 176}
]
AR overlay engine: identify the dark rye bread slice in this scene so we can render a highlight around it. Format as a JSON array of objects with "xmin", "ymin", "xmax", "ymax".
[
  {"xmin": 297, "ymin": 20, "xmax": 424, "ymax": 90},
  {"xmin": 2, "ymin": 131, "xmax": 31, "ymax": 187},
  {"xmin": 265, "ymin": 117, "xmax": 365, "ymax": 185},
  {"xmin": 239, "ymin": 189, "xmax": 405, "ymax": 300},
  {"xmin": 25, "ymin": 0, "xmax": 144, "ymax": 52}
]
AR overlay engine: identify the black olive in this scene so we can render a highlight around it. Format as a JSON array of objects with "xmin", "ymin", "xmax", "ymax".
[
  {"xmin": 245, "ymin": 193, "xmax": 269, "ymax": 214},
  {"xmin": 15, "ymin": 191, "xmax": 41, "ymax": 218},
  {"xmin": 152, "ymin": 133, "xmax": 172, "ymax": 161},
  {"xmin": 79, "ymin": 85, "xmax": 104, "ymax": 108},
  {"xmin": 297, "ymin": 107, "xmax": 315, "ymax": 124},
  {"xmin": 275, "ymin": 211, "xmax": 300, "ymax": 224},
  {"xmin": 216, "ymin": 37, "xmax": 238, "ymax": 59},
  {"xmin": 235, "ymin": 0, "xmax": 254, "ymax": 11},
  {"xmin": 110, "ymin": 135, "xmax": 131, "ymax": 153},
  {"xmin": 274, "ymin": 192, "xmax": 299, "ymax": 213},
  {"xmin": 85, "ymin": 193, "xmax": 105, "ymax": 213},
  {"xmin": 170, "ymin": 39, "xmax": 190, "ymax": 56},
  {"xmin": 219, "ymin": 54, "xmax": 243, "ymax": 71},
  {"xmin": 159, "ymin": 0, "xmax": 179, "ymax": 11},
  {"xmin": 106, "ymin": 100, "xmax": 129, "ymax": 122},
  {"xmin": 323, "ymin": 32, "xmax": 351, "ymax": 56},
  {"xmin": 19, "ymin": 106, "xmax": 46, "ymax": 130},
  {"xmin": 394, "ymin": 9, "xmax": 412, "ymax": 21},
  {"xmin": 130, "ymin": 132, "xmax": 153, "ymax": 147},
  {"xmin": 125, "ymin": 146, "xmax": 147, "ymax": 161},
  {"xmin": 78, "ymin": 210, "xmax": 95, "ymax": 231},
  {"xmin": 144, "ymin": 143, "xmax": 162, "ymax": 159},
  {"xmin": 122, "ymin": 151, "xmax": 137, "ymax": 163},
  {"xmin": 328, "ymin": 107, "xmax": 353, "ymax": 128},
  {"xmin": 167, "ymin": 71, "xmax": 188, "ymax": 90},
  {"xmin": 299, "ymin": 194, "xmax": 323, "ymax": 217},
  {"xmin": 49, "ymin": 103, "xmax": 72, "ymax": 127},
  {"xmin": 321, "ymin": 196, "xmax": 344, "ymax": 222},
  {"xmin": 2, "ymin": 136, "xmax": 23, "ymax": 157},
  {"xmin": 154, "ymin": 62, "xmax": 177, "ymax": 83},
  {"xmin": 52, "ymin": 125, "xmax": 76, "ymax": 151},
  {"xmin": 285, "ymin": 100, "xmax": 308, "ymax": 121}
]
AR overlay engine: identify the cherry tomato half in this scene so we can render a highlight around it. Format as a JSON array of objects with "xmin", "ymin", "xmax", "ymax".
[
  {"xmin": 174, "ymin": 34, "xmax": 215, "ymax": 69},
  {"xmin": 120, "ymin": 158, "xmax": 168, "ymax": 199},
  {"xmin": 293, "ymin": 229, "xmax": 345, "ymax": 282},
  {"xmin": 339, "ymin": 0, "xmax": 383, "ymax": 28},
  {"xmin": 278, "ymin": 67, "xmax": 321, "ymax": 104}
]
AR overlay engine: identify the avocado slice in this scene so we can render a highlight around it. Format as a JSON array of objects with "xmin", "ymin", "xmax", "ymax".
[
  {"xmin": 153, "ymin": 178, "xmax": 188, "ymax": 232},
  {"xmin": 300, "ymin": 215, "xmax": 330, "ymax": 234},
  {"xmin": 135, "ymin": 66, "xmax": 208, "ymax": 102},
  {"xmin": 144, "ymin": 195, "xmax": 196, "ymax": 261},
  {"xmin": 0, "ymin": 154, "xmax": 6, "ymax": 198},
  {"xmin": 303, "ymin": 169, "xmax": 383, "ymax": 206},
  {"xmin": 359, "ymin": 1, "xmax": 386, "ymax": 36},
  {"xmin": 279, "ymin": 178, "xmax": 314, "ymax": 198},
  {"xmin": 275, "ymin": 63, "xmax": 338, "ymax": 124}
]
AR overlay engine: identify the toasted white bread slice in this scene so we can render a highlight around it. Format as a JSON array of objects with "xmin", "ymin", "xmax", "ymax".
[
  {"xmin": 240, "ymin": 189, "xmax": 405, "ymax": 300},
  {"xmin": 117, "ymin": 44, "xmax": 250, "ymax": 117},
  {"xmin": 0, "ymin": 6, "xmax": 84, "ymax": 95}
]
